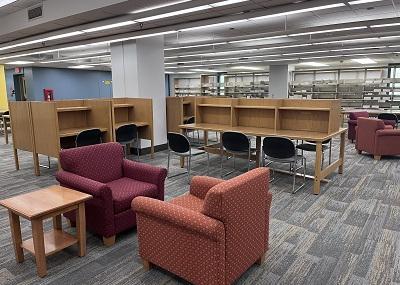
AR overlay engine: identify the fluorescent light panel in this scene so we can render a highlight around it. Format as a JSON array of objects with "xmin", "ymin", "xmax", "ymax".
[
  {"xmin": 299, "ymin": 62, "xmax": 329, "ymax": 67},
  {"xmin": 40, "ymin": 55, "xmax": 110, "ymax": 64},
  {"xmin": 165, "ymin": 42, "xmax": 227, "ymax": 50},
  {"xmin": 82, "ymin": 21, "xmax": 136, "ymax": 33},
  {"xmin": 348, "ymin": 0, "xmax": 384, "ymax": 5},
  {"xmin": 5, "ymin": 60, "xmax": 34, "ymax": 65},
  {"xmin": 131, "ymin": 0, "xmax": 193, "ymax": 13},
  {"xmin": 68, "ymin": 65, "xmax": 95, "ymax": 69},
  {"xmin": 289, "ymin": 26, "xmax": 367, "ymax": 37},
  {"xmin": 0, "ymin": 0, "xmax": 17, "ymax": 8},
  {"xmin": 351, "ymin": 58, "xmax": 376, "ymax": 64}
]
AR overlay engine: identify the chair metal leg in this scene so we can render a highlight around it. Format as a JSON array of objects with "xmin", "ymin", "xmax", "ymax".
[
  {"xmin": 292, "ymin": 161, "xmax": 297, "ymax": 194},
  {"xmin": 303, "ymin": 158, "xmax": 307, "ymax": 184},
  {"xmin": 187, "ymin": 156, "xmax": 191, "ymax": 184},
  {"xmin": 47, "ymin": 156, "xmax": 51, "ymax": 168},
  {"xmin": 136, "ymin": 135, "xmax": 140, "ymax": 161},
  {"xmin": 220, "ymin": 150, "xmax": 224, "ymax": 178},
  {"xmin": 207, "ymin": 152, "xmax": 210, "ymax": 175},
  {"xmin": 329, "ymin": 141, "xmax": 332, "ymax": 165},
  {"xmin": 167, "ymin": 150, "xmax": 171, "ymax": 175},
  {"xmin": 247, "ymin": 150, "xmax": 251, "ymax": 172}
]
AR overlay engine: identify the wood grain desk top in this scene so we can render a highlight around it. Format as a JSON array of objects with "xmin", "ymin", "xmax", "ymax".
[
  {"xmin": 0, "ymin": 185, "xmax": 92, "ymax": 220},
  {"xmin": 59, "ymin": 127, "xmax": 108, "ymax": 138},
  {"xmin": 180, "ymin": 123, "xmax": 347, "ymax": 142},
  {"xmin": 115, "ymin": 121, "xmax": 149, "ymax": 128}
]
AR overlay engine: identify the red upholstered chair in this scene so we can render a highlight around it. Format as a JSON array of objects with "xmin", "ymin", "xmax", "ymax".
[
  {"xmin": 348, "ymin": 111, "xmax": 369, "ymax": 142},
  {"xmin": 56, "ymin": 142, "xmax": 167, "ymax": 246},
  {"xmin": 132, "ymin": 168, "xmax": 272, "ymax": 285},
  {"xmin": 356, "ymin": 117, "xmax": 400, "ymax": 160}
]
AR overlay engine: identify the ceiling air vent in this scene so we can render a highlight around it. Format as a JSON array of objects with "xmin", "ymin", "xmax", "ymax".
[{"xmin": 28, "ymin": 5, "xmax": 43, "ymax": 20}]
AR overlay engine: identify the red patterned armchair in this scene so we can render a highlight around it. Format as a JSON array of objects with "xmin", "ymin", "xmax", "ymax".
[
  {"xmin": 348, "ymin": 111, "xmax": 369, "ymax": 142},
  {"xmin": 56, "ymin": 142, "xmax": 167, "ymax": 246},
  {"xmin": 356, "ymin": 117, "xmax": 400, "ymax": 160},
  {"xmin": 132, "ymin": 168, "xmax": 272, "ymax": 285}
]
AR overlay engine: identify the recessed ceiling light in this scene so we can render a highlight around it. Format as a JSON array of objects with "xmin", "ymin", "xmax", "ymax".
[
  {"xmin": 191, "ymin": 68, "xmax": 225, "ymax": 73},
  {"xmin": 0, "ymin": 0, "xmax": 17, "ymax": 8},
  {"xmin": 230, "ymin": 66, "xmax": 263, "ymax": 70},
  {"xmin": 5, "ymin": 61, "xmax": 34, "ymax": 65},
  {"xmin": 82, "ymin": 21, "xmax": 136, "ymax": 33},
  {"xmin": 299, "ymin": 62, "xmax": 329, "ymax": 67},
  {"xmin": 348, "ymin": 0, "xmax": 384, "ymax": 5},
  {"xmin": 351, "ymin": 58, "xmax": 376, "ymax": 64},
  {"xmin": 68, "ymin": 65, "xmax": 95, "ymax": 69},
  {"xmin": 131, "ymin": 0, "xmax": 193, "ymax": 13}
]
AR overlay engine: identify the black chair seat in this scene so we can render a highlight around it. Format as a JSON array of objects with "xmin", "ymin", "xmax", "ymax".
[{"xmin": 296, "ymin": 143, "xmax": 329, "ymax": 152}]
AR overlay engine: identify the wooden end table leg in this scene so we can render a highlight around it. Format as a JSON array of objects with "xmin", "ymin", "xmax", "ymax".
[
  {"xmin": 8, "ymin": 210, "xmax": 24, "ymax": 263},
  {"xmin": 255, "ymin": 136, "xmax": 261, "ymax": 167},
  {"xmin": 313, "ymin": 142, "xmax": 323, "ymax": 195},
  {"xmin": 204, "ymin": 130, "xmax": 208, "ymax": 145},
  {"xmin": 339, "ymin": 131, "xmax": 346, "ymax": 174},
  {"xmin": 76, "ymin": 203, "xmax": 86, "ymax": 257},
  {"xmin": 13, "ymin": 148, "xmax": 20, "ymax": 171},
  {"xmin": 31, "ymin": 219, "xmax": 47, "ymax": 277},
  {"xmin": 52, "ymin": 215, "xmax": 62, "ymax": 230}
]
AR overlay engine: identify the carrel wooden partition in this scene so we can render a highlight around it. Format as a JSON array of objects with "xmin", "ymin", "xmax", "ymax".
[
  {"xmin": 166, "ymin": 97, "xmax": 195, "ymax": 132},
  {"xmin": 8, "ymin": 101, "xmax": 39, "ymax": 175},
  {"xmin": 30, "ymin": 100, "xmax": 113, "ymax": 160},
  {"xmin": 111, "ymin": 98, "xmax": 154, "ymax": 156}
]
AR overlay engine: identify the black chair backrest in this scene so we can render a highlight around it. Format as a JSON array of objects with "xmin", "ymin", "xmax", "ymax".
[
  {"xmin": 3, "ymin": 111, "xmax": 9, "ymax": 115},
  {"xmin": 184, "ymin": 116, "xmax": 195, "ymax": 124},
  {"xmin": 167, "ymin": 132, "xmax": 190, "ymax": 153},
  {"xmin": 222, "ymin": 131, "xmax": 249, "ymax": 152},
  {"xmin": 116, "ymin": 124, "xmax": 138, "ymax": 143},
  {"xmin": 263, "ymin": 136, "xmax": 295, "ymax": 159},
  {"xmin": 76, "ymin": 128, "xmax": 102, "ymax": 147},
  {"xmin": 378, "ymin": 113, "xmax": 398, "ymax": 123}
]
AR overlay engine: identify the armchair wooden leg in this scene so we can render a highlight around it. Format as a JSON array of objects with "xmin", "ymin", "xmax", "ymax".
[
  {"xmin": 374, "ymin": 155, "xmax": 381, "ymax": 161},
  {"xmin": 103, "ymin": 236, "xmax": 116, "ymax": 246},
  {"xmin": 142, "ymin": 259, "xmax": 151, "ymax": 271},
  {"xmin": 256, "ymin": 254, "xmax": 265, "ymax": 265}
]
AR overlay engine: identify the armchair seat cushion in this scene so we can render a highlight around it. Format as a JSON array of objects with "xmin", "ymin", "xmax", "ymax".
[
  {"xmin": 107, "ymin": 177, "xmax": 158, "ymax": 214},
  {"xmin": 170, "ymin": 194, "xmax": 204, "ymax": 212}
]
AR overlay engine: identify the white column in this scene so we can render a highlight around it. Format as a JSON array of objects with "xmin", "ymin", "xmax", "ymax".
[
  {"xmin": 111, "ymin": 36, "xmax": 167, "ymax": 147},
  {"xmin": 269, "ymin": 65, "xmax": 289, "ymax": 98}
]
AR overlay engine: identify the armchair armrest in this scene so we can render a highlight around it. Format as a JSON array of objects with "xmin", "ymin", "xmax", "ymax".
[
  {"xmin": 132, "ymin": 197, "xmax": 224, "ymax": 241},
  {"xmin": 376, "ymin": 129, "xmax": 400, "ymax": 137},
  {"xmin": 56, "ymin": 170, "xmax": 110, "ymax": 199},
  {"xmin": 190, "ymin": 176, "xmax": 224, "ymax": 199},
  {"xmin": 123, "ymin": 160, "xmax": 167, "ymax": 200}
]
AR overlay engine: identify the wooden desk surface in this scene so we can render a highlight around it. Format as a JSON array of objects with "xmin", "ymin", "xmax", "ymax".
[
  {"xmin": 180, "ymin": 123, "xmax": 347, "ymax": 141},
  {"xmin": 0, "ymin": 185, "xmax": 92, "ymax": 220},
  {"xmin": 115, "ymin": 121, "xmax": 149, "ymax": 128},
  {"xmin": 59, "ymin": 127, "xmax": 108, "ymax": 138}
]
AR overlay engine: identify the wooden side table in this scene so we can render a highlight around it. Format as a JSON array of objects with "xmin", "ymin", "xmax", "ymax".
[{"xmin": 0, "ymin": 185, "xmax": 92, "ymax": 277}]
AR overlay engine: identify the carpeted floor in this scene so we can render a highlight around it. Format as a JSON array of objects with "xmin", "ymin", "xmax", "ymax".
[{"xmin": 0, "ymin": 134, "xmax": 399, "ymax": 285}]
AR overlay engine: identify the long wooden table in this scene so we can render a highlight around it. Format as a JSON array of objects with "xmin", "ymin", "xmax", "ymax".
[{"xmin": 179, "ymin": 123, "xmax": 347, "ymax": 195}]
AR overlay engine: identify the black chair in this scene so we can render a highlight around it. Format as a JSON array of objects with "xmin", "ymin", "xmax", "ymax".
[
  {"xmin": 378, "ymin": 113, "xmax": 398, "ymax": 128},
  {"xmin": 75, "ymin": 128, "xmax": 102, "ymax": 147},
  {"xmin": 183, "ymin": 116, "xmax": 200, "ymax": 144},
  {"xmin": 220, "ymin": 131, "xmax": 254, "ymax": 177},
  {"xmin": 167, "ymin": 132, "xmax": 205, "ymax": 183},
  {"xmin": 296, "ymin": 139, "xmax": 332, "ymax": 168},
  {"xmin": 116, "ymin": 124, "xmax": 140, "ymax": 160},
  {"xmin": 262, "ymin": 136, "xmax": 306, "ymax": 194}
]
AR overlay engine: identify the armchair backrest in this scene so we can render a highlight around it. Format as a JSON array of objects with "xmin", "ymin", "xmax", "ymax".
[
  {"xmin": 349, "ymin": 111, "xmax": 369, "ymax": 121},
  {"xmin": 201, "ymin": 168, "xmax": 270, "ymax": 284},
  {"xmin": 356, "ymin": 118, "xmax": 385, "ymax": 152},
  {"xmin": 59, "ymin": 142, "xmax": 124, "ymax": 183}
]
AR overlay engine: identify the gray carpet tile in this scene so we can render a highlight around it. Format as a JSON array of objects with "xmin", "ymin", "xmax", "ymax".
[{"xmin": 0, "ymin": 133, "xmax": 399, "ymax": 285}]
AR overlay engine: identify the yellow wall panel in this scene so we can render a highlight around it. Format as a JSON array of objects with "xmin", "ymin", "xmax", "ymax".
[{"xmin": 0, "ymin": 65, "xmax": 8, "ymax": 110}]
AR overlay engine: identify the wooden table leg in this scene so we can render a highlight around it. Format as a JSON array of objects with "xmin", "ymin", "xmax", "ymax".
[
  {"xmin": 31, "ymin": 219, "xmax": 47, "ymax": 277},
  {"xmin": 9, "ymin": 211, "xmax": 24, "ymax": 263},
  {"xmin": 255, "ymin": 136, "xmax": 261, "ymax": 167},
  {"xmin": 313, "ymin": 142, "xmax": 323, "ymax": 195},
  {"xmin": 204, "ymin": 131, "xmax": 209, "ymax": 145},
  {"xmin": 13, "ymin": 148, "xmax": 20, "ymax": 171},
  {"xmin": 76, "ymin": 203, "xmax": 86, "ymax": 257},
  {"xmin": 52, "ymin": 215, "xmax": 62, "ymax": 230},
  {"xmin": 339, "ymin": 131, "xmax": 346, "ymax": 174}
]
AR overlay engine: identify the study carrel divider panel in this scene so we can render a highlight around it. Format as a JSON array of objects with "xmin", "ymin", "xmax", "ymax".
[
  {"xmin": 192, "ymin": 96, "xmax": 341, "ymax": 135},
  {"xmin": 111, "ymin": 98, "xmax": 154, "ymax": 144},
  {"xmin": 166, "ymin": 97, "xmax": 196, "ymax": 133},
  {"xmin": 30, "ymin": 99, "xmax": 113, "ymax": 159}
]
